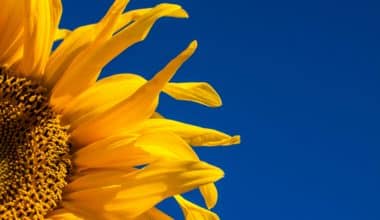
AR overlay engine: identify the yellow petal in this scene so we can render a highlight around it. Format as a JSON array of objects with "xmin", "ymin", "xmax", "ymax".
[
  {"xmin": 115, "ymin": 9, "xmax": 151, "ymax": 31},
  {"xmin": 92, "ymin": 0, "xmax": 130, "ymax": 43},
  {"xmin": 57, "ymin": 202, "xmax": 112, "ymax": 220},
  {"xmin": 73, "ymin": 132, "xmax": 195, "ymax": 170},
  {"xmin": 17, "ymin": 0, "xmax": 61, "ymax": 77},
  {"xmin": 137, "ymin": 133, "xmax": 220, "ymax": 209},
  {"xmin": 48, "ymin": 7, "xmax": 149, "ymax": 80},
  {"xmin": 200, "ymin": 183, "xmax": 219, "ymax": 209},
  {"xmin": 134, "ymin": 132, "xmax": 199, "ymax": 160},
  {"xmin": 50, "ymin": 3, "xmax": 188, "ymax": 108},
  {"xmin": 73, "ymin": 135, "xmax": 148, "ymax": 170},
  {"xmin": 62, "ymin": 73, "xmax": 220, "ymax": 127},
  {"xmin": 152, "ymin": 112, "xmax": 165, "ymax": 118},
  {"xmin": 61, "ymin": 201, "xmax": 170, "ymax": 220},
  {"xmin": 54, "ymin": 29, "xmax": 70, "ymax": 41},
  {"xmin": 65, "ymin": 169, "xmax": 132, "ymax": 193},
  {"xmin": 64, "ymin": 160, "xmax": 223, "ymax": 218},
  {"xmin": 164, "ymin": 82, "xmax": 222, "ymax": 107},
  {"xmin": 45, "ymin": 24, "xmax": 95, "ymax": 88},
  {"xmin": 61, "ymin": 74, "xmax": 146, "ymax": 127},
  {"xmin": 137, "ymin": 133, "xmax": 219, "ymax": 209},
  {"xmin": 46, "ymin": 209, "xmax": 84, "ymax": 220},
  {"xmin": 136, "ymin": 208, "xmax": 173, "ymax": 220},
  {"xmin": 174, "ymin": 195, "xmax": 220, "ymax": 220},
  {"xmin": 0, "ymin": 1, "xmax": 24, "ymax": 67},
  {"xmin": 131, "ymin": 118, "xmax": 240, "ymax": 146},
  {"xmin": 45, "ymin": 1, "xmax": 132, "ymax": 90},
  {"xmin": 71, "ymin": 41, "xmax": 197, "ymax": 146},
  {"xmin": 74, "ymin": 131, "xmax": 219, "ymax": 209}
]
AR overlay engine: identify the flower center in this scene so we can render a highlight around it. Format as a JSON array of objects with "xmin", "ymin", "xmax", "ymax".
[{"xmin": 0, "ymin": 69, "xmax": 71, "ymax": 219}]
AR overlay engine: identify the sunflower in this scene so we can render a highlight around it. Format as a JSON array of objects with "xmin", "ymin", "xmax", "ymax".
[{"xmin": 0, "ymin": 0, "xmax": 240, "ymax": 219}]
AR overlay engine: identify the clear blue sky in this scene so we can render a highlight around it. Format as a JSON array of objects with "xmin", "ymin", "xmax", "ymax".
[{"xmin": 62, "ymin": 0, "xmax": 380, "ymax": 219}]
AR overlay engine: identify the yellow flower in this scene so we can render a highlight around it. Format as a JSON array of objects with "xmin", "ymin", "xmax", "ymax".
[{"xmin": 0, "ymin": 0, "xmax": 240, "ymax": 219}]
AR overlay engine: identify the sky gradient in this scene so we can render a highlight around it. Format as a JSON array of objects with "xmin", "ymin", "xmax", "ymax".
[{"xmin": 61, "ymin": 0, "xmax": 380, "ymax": 219}]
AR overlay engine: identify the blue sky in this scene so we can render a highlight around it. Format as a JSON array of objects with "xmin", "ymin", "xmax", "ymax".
[{"xmin": 62, "ymin": 0, "xmax": 380, "ymax": 219}]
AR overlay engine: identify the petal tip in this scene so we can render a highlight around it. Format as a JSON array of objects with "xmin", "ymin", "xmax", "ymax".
[
  {"xmin": 175, "ymin": 8, "xmax": 189, "ymax": 18},
  {"xmin": 212, "ymin": 96, "xmax": 223, "ymax": 107},
  {"xmin": 158, "ymin": 3, "xmax": 189, "ymax": 18},
  {"xmin": 183, "ymin": 40, "xmax": 198, "ymax": 57},
  {"xmin": 190, "ymin": 40, "xmax": 198, "ymax": 50},
  {"xmin": 213, "ymin": 166, "xmax": 225, "ymax": 180},
  {"xmin": 232, "ymin": 135, "xmax": 241, "ymax": 144}
]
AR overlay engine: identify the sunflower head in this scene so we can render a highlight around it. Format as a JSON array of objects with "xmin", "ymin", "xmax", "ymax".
[
  {"xmin": 0, "ymin": 68, "xmax": 71, "ymax": 218},
  {"xmin": 0, "ymin": 0, "xmax": 239, "ymax": 219}
]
